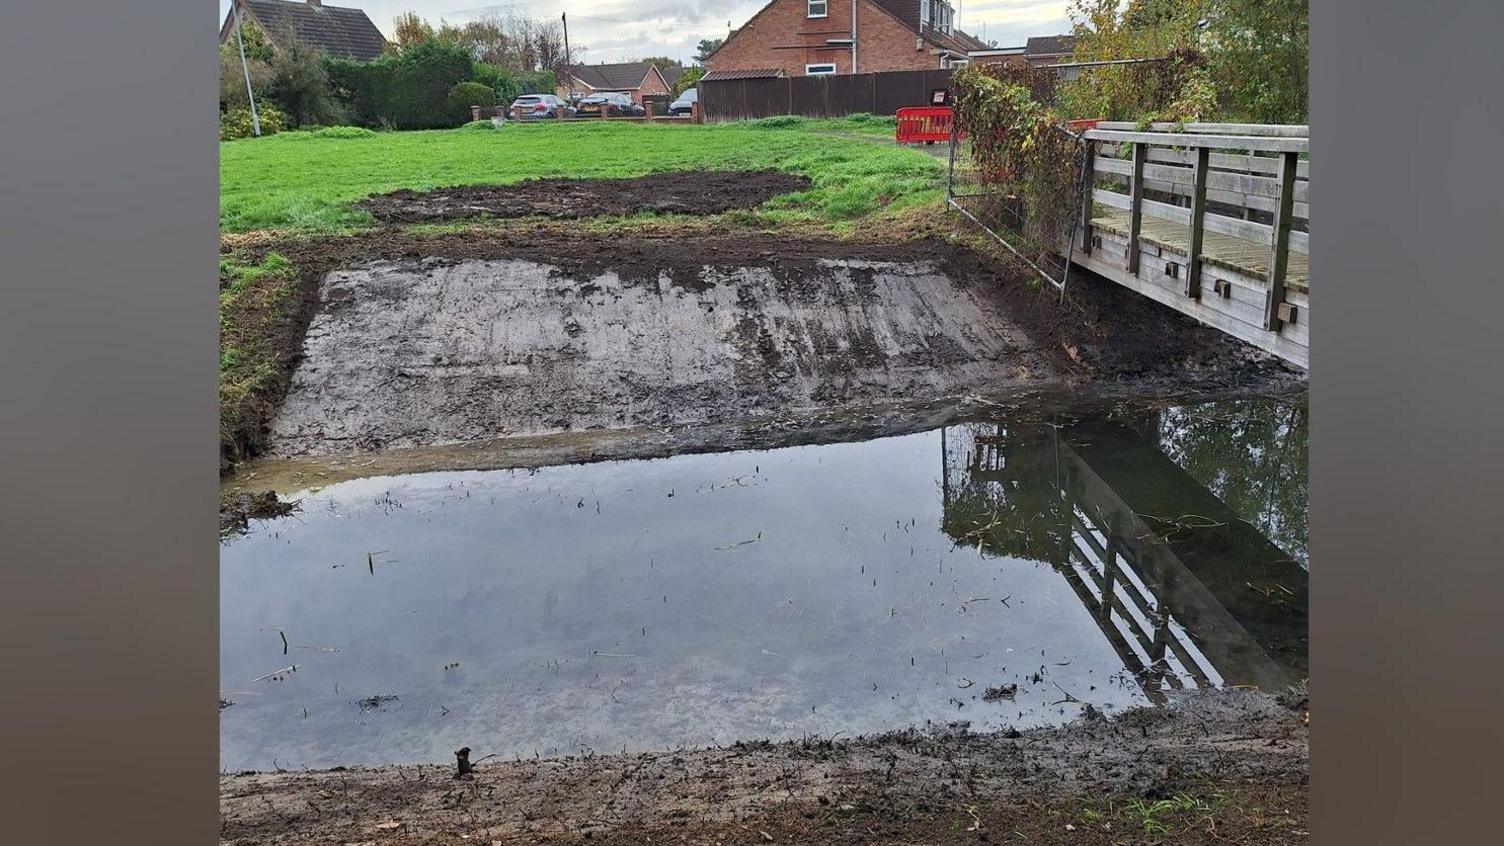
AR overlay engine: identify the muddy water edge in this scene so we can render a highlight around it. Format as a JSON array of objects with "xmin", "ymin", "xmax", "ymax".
[{"xmin": 219, "ymin": 231, "xmax": 1307, "ymax": 844}]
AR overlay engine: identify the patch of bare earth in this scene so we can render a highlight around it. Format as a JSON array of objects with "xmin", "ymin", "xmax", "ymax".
[
  {"xmin": 358, "ymin": 170, "xmax": 812, "ymax": 223},
  {"xmin": 220, "ymin": 689, "xmax": 1308, "ymax": 845},
  {"xmin": 244, "ymin": 232, "xmax": 1295, "ymax": 460}
]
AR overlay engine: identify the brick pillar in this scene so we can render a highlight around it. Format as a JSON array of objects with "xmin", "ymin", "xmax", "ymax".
[{"xmin": 470, "ymin": 105, "xmax": 480, "ymax": 122}]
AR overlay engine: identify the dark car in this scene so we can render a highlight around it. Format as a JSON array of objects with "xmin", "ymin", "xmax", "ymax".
[
  {"xmin": 509, "ymin": 94, "xmax": 573, "ymax": 120},
  {"xmin": 667, "ymin": 87, "xmax": 698, "ymax": 116},
  {"xmin": 575, "ymin": 92, "xmax": 645, "ymax": 118}
]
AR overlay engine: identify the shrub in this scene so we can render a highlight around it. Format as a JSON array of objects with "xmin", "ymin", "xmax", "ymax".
[
  {"xmin": 267, "ymin": 36, "xmax": 346, "ymax": 127},
  {"xmin": 748, "ymin": 115, "xmax": 805, "ymax": 129},
  {"xmin": 447, "ymin": 81, "xmax": 498, "ymax": 120},
  {"xmin": 309, "ymin": 125, "xmax": 376, "ymax": 138},
  {"xmin": 459, "ymin": 119, "xmax": 499, "ymax": 131},
  {"xmin": 220, "ymin": 104, "xmax": 286, "ymax": 140}
]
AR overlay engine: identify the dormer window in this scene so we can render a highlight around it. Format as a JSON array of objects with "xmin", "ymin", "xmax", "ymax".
[
  {"xmin": 923, "ymin": 2, "xmax": 954, "ymax": 34},
  {"xmin": 808, "ymin": 0, "xmax": 827, "ymax": 18}
]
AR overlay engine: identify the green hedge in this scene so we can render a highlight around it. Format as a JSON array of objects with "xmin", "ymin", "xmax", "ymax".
[
  {"xmin": 446, "ymin": 82, "xmax": 498, "ymax": 120},
  {"xmin": 325, "ymin": 40, "xmax": 475, "ymax": 129}
]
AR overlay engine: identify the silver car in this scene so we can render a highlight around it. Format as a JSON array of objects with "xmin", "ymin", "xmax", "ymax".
[
  {"xmin": 667, "ymin": 87, "xmax": 698, "ymax": 116},
  {"xmin": 509, "ymin": 94, "xmax": 573, "ymax": 120}
]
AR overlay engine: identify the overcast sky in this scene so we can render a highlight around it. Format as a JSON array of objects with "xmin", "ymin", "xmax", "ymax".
[{"xmin": 220, "ymin": 1, "xmax": 1072, "ymax": 65}]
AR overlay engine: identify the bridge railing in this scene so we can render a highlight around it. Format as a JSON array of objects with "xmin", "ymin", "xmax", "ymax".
[{"xmin": 1075, "ymin": 123, "xmax": 1310, "ymax": 367}]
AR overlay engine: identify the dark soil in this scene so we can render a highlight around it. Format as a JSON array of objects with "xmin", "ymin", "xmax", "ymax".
[
  {"xmin": 359, "ymin": 170, "xmax": 813, "ymax": 223},
  {"xmin": 220, "ymin": 689, "xmax": 1309, "ymax": 845},
  {"xmin": 220, "ymin": 229, "xmax": 1300, "ymax": 474}
]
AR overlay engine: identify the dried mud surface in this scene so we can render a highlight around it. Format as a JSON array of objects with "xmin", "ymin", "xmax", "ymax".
[
  {"xmin": 221, "ymin": 689, "xmax": 1309, "ymax": 846},
  {"xmin": 359, "ymin": 170, "xmax": 812, "ymax": 223},
  {"xmin": 249, "ymin": 232, "xmax": 1297, "ymax": 460}
]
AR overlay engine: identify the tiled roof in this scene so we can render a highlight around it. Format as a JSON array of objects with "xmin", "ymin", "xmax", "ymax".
[
  {"xmin": 701, "ymin": 68, "xmax": 785, "ymax": 81},
  {"xmin": 658, "ymin": 66, "xmax": 689, "ymax": 87},
  {"xmin": 870, "ymin": 1, "xmax": 986, "ymax": 56},
  {"xmin": 568, "ymin": 62, "xmax": 660, "ymax": 91},
  {"xmin": 1025, "ymin": 35, "xmax": 1077, "ymax": 57},
  {"xmin": 238, "ymin": 0, "xmax": 387, "ymax": 62}
]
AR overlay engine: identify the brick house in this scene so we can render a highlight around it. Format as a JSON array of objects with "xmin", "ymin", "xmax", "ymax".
[
  {"xmin": 967, "ymin": 35, "xmax": 1077, "ymax": 69},
  {"xmin": 219, "ymin": 0, "xmax": 387, "ymax": 62},
  {"xmin": 704, "ymin": 0, "xmax": 987, "ymax": 78},
  {"xmin": 557, "ymin": 62, "xmax": 678, "ymax": 105}
]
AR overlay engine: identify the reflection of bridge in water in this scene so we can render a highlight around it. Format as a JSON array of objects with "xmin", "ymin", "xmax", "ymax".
[{"xmin": 941, "ymin": 415, "xmax": 1308, "ymax": 702}]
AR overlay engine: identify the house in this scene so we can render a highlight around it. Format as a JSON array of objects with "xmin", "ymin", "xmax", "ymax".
[
  {"xmin": 966, "ymin": 34, "xmax": 1078, "ymax": 74},
  {"xmin": 557, "ymin": 62, "xmax": 679, "ymax": 105},
  {"xmin": 219, "ymin": 0, "xmax": 387, "ymax": 62},
  {"xmin": 1022, "ymin": 35, "xmax": 1077, "ymax": 67},
  {"xmin": 703, "ymin": 0, "xmax": 988, "ymax": 78}
]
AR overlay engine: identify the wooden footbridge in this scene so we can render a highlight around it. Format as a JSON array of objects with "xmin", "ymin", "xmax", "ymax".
[
  {"xmin": 1072, "ymin": 123, "xmax": 1310, "ymax": 368},
  {"xmin": 948, "ymin": 121, "xmax": 1311, "ymax": 368}
]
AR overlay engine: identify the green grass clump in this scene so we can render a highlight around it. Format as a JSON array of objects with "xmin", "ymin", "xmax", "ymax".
[
  {"xmin": 219, "ymin": 251, "xmax": 304, "ymax": 472},
  {"xmin": 458, "ymin": 120, "xmax": 500, "ymax": 131},
  {"xmin": 310, "ymin": 125, "xmax": 378, "ymax": 139},
  {"xmin": 220, "ymin": 119, "xmax": 940, "ymax": 233}
]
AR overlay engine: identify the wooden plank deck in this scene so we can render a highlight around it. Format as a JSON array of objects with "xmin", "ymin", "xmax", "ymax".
[{"xmin": 1089, "ymin": 208, "xmax": 1310, "ymax": 295}]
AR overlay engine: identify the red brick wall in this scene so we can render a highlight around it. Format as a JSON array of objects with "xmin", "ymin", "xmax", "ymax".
[
  {"xmin": 634, "ymin": 69, "xmax": 670, "ymax": 104},
  {"xmin": 707, "ymin": 0, "xmax": 941, "ymax": 77}
]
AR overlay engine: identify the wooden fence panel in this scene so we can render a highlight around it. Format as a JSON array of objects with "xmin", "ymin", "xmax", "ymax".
[{"xmin": 701, "ymin": 69, "xmax": 953, "ymax": 121}]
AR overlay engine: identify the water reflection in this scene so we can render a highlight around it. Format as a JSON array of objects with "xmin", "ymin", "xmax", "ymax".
[
  {"xmin": 940, "ymin": 400, "xmax": 1308, "ymax": 697},
  {"xmin": 220, "ymin": 397, "xmax": 1307, "ymax": 770}
]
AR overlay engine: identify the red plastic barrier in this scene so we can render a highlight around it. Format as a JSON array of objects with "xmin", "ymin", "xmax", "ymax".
[
  {"xmin": 895, "ymin": 106, "xmax": 956, "ymax": 144},
  {"xmin": 1065, "ymin": 119, "xmax": 1101, "ymax": 133}
]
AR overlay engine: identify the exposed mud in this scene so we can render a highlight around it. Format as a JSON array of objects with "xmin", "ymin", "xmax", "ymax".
[
  {"xmin": 359, "ymin": 170, "xmax": 812, "ymax": 223},
  {"xmin": 243, "ymin": 232, "xmax": 1297, "ymax": 460},
  {"xmin": 220, "ymin": 689, "xmax": 1308, "ymax": 846}
]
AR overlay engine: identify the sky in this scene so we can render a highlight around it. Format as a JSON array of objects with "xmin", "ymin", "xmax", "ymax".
[{"xmin": 220, "ymin": 1, "xmax": 1072, "ymax": 65}]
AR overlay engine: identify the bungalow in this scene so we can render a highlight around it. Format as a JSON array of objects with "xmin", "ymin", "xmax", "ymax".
[
  {"xmin": 557, "ymin": 62, "xmax": 681, "ymax": 106},
  {"xmin": 703, "ymin": 0, "xmax": 988, "ymax": 77},
  {"xmin": 218, "ymin": 0, "xmax": 387, "ymax": 62}
]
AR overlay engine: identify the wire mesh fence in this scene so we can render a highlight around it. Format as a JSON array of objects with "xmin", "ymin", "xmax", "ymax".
[{"xmin": 945, "ymin": 122, "xmax": 1089, "ymax": 295}]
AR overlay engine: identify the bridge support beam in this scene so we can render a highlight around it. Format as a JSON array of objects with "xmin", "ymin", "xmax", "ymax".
[
  {"xmin": 1185, "ymin": 147, "xmax": 1210, "ymax": 299},
  {"xmin": 1127, "ymin": 142, "xmax": 1146, "ymax": 274},
  {"xmin": 1263, "ymin": 151, "xmax": 1299, "ymax": 330}
]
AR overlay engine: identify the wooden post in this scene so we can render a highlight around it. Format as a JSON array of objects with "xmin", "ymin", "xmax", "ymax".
[
  {"xmin": 1185, "ymin": 146, "xmax": 1210, "ymax": 298},
  {"xmin": 1127, "ymin": 142, "xmax": 1146, "ymax": 274},
  {"xmin": 1263, "ymin": 151, "xmax": 1299, "ymax": 330},
  {"xmin": 1078, "ymin": 140, "xmax": 1096, "ymax": 254}
]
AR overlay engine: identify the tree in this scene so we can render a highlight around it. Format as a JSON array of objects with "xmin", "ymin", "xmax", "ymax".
[
  {"xmin": 266, "ymin": 35, "xmax": 344, "ymax": 126},
  {"xmin": 391, "ymin": 11, "xmax": 435, "ymax": 52},
  {"xmin": 672, "ymin": 67, "xmax": 705, "ymax": 97},
  {"xmin": 1203, "ymin": 0, "xmax": 1308, "ymax": 122},
  {"xmin": 693, "ymin": 37, "xmax": 723, "ymax": 64},
  {"xmin": 634, "ymin": 56, "xmax": 677, "ymax": 68}
]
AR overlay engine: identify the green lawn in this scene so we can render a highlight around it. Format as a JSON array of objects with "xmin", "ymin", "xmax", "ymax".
[{"xmin": 219, "ymin": 116, "xmax": 946, "ymax": 233}]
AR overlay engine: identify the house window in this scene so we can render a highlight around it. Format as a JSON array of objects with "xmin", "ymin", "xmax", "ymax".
[
  {"xmin": 807, "ymin": 0, "xmax": 827, "ymax": 18},
  {"xmin": 920, "ymin": 1, "xmax": 930, "ymax": 26},
  {"xmin": 805, "ymin": 63, "xmax": 837, "ymax": 76}
]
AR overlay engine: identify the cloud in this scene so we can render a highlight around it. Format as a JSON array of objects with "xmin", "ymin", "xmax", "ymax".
[{"xmin": 220, "ymin": 1, "xmax": 1072, "ymax": 63}]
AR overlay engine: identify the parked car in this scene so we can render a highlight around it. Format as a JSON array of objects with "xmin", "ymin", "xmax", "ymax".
[
  {"xmin": 575, "ymin": 92, "xmax": 645, "ymax": 118},
  {"xmin": 667, "ymin": 87, "xmax": 698, "ymax": 116},
  {"xmin": 509, "ymin": 94, "xmax": 573, "ymax": 120}
]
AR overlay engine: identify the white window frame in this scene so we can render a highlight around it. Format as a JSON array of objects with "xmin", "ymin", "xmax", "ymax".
[
  {"xmin": 807, "ymin": 0, "xmax": 828, "ymax": 19},
  {"xmin": 920, "ymin": 1, "xmax": 930, "ymax": 26},
  {"xmin": 805, "ymin": 63, "xmax": 837, "ymax": 76}
]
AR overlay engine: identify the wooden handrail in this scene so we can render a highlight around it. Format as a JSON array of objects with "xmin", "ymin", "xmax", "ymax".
[
  {"xmin": 1094, "ymin": 121, "xmax": 1308, "ymax": 138},
  {"xmin": 1084, "ymin": 129, "xmax": 1309, "ymax": 154}
]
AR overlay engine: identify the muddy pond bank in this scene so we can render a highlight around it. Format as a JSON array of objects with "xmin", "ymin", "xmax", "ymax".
[
  {"xmin": 230, "ymin": 231, "xmax": 1299, "ymax": 466},
  {"xmin": 221, "ymin": 689, "xmax": 1308, "ymax": 846}
]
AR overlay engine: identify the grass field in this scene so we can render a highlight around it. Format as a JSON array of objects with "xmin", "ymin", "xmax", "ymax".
[{"xmin": 219, "ymin": 116, "xmax": 946, "ymax": 234}]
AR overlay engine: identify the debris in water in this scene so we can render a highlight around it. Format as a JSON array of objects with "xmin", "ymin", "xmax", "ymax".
[
  {"xmin": 357, "ymin": 694, "xmax": 400, "ymax": 713},
  {"xmin": 983, "ymin": 683, "xmax": 1018, "ymax": 702}
]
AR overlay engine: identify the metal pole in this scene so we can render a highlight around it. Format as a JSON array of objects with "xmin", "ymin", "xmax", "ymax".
[
  {"xmin": 850, "ymin": 0, "xmax": 857, "ymax": 74},
  {"xmin": 233, "ymin": 2, "xmax": 261, "ymax": 137},
  {"xmin": 561, "ymin": 12, "xmax": 571, "ymax": 98}
]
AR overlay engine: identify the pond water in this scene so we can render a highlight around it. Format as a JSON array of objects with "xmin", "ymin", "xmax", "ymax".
[{"xmin": 220, "ymin": 396, "xmax": 1308, "ymax": 771}]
